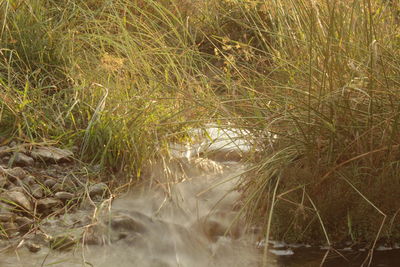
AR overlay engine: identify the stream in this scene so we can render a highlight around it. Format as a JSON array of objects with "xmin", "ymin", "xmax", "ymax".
[{"xmin": 1, "ymin": 127, "xmax": 400, "ymax": 267}]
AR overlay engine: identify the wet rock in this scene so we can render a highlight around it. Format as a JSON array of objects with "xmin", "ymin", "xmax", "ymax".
[
  {"xmin": 50, "ymin": 235, "xmax": 76, "ymax": 250},
  {"xmin": 31, "ymin": 185, "xmax": 44, "ymax": 199},
  {"xmin": 1, "ymin": 190, "xmax": 32, "ymax": 212},
  {"xmin": 55, "ymin": 191, "xmax": 74, "ymax": 201},
  {"xmin": 15, "ymin": 216, "xmax": 34, "ymax": 232},
  {"xmin": 14, "ymin": 152, "xmax": 34, "ymax": 167},
  {"xmin": 31, "ymin": 147, "xmax": 73, "ymax": 163},
  {"xmin": 5, "ymin": 167, "xmax": 28, "ymax": 183},
  {"xmin": 37, "ymin": 198, "xmax": 62, "ymax": 214},
  {"xmin": 44, "ymin": 179, "xmax": 57, "ymax": 188},
  {"xmin": 25, "ymin": 241, "xmax": 41, "ymax": 253},
  {"xmin": 89, "ymin": 183, "xmax": 108, "ymax": 198},
  {"xmin": 110, "ymin": 215, "xmax": 148, "ymax": 234},
  {"xmin": 84, "ymin": 224, "xmax": 107, "ymax": 245}
]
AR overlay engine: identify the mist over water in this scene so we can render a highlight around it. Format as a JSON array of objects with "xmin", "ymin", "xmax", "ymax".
[{"xmin": 2, "ymin": 158, "xmax": 266, "ymax": 267}]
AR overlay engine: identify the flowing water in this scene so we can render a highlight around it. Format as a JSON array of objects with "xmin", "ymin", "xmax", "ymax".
[{"xmin": 2, "ymin": 127, "xmax": 400, "ymax": 267}]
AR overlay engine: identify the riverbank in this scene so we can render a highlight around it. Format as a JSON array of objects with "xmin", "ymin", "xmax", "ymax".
[{"xmin": 1, "ymin": 0, "xmax": 400, "ymax": 255}]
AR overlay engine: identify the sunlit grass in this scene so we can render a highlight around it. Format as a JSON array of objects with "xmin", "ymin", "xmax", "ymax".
[{"xmin": 1, "ymin": 0, "xmax": 399, "ymax": 253}]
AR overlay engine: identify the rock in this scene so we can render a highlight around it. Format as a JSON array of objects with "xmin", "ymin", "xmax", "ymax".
[
  {"xmin": 25, "ymin": 241, "xmax": 41, "ymax": 253},
  {"xmin": 15, "ymin": 216, "xmax": 34, "ymax": 232},
  {"xmin": 110, "ymin": 215, "xmax": 147, "ymax": 234},
  {"xmin": 44, "ymin": 179, "xmax": 57, "ymax": 188},
  {"xmin": 37, "ymin": 198, "xmax": 62, "ymax": 214},
  {"xmin": 0, "ymin": 146, "xmax": 11, "ymax": 157},
  {"xmin": 0, "ymin": 213, "xmax": 13, "ymax": 222},
  {"xmin": 31, "ymin": 185, "xmax": 44, "ymax": 199},
  {"xmin": 1, "ymin": 190, "xmax": 32, "ymax": 212},
  {"xmin": 23, "ymin": 175, "xmax": 36, "ymax": 186},
  {"xmin": 89, "ymin": 183, "xmax": 108, "ymax": 198},
  {"xmin": 0, "ymin": 175, "xmax": 8, "ymax": 188},
  {"xmin": 50, "ymin": 235, "xmax": 76, "ymax": 250},
  {"xmin": 5, "ymin": 167, "xmax": 28, "ymax": 183},
  {"xmin": 13, "ymin": 152, "xmax": 34, "ymax": 167},
  {"xmin": 31, "ymin": 147, "xmax": 73, "ymax": 163},
  {"xmin": 51, "ymin": 183, "xmax": 63, "ymax": 193},
  {"xmin": 55, "ymin": 191, "xmax": 74, "ymax": 201}
]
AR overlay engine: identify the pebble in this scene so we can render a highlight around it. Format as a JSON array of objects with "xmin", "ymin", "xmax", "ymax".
[
  {"xmin": 31, "ymin": 185, "xmax": 44, "ymax": 199},
  {"xmin": 14, "ymin": 152, "xmax": 34, "ymax": 167},
  {"xmin": 89, "ymin": 183, "xmax": 108, "ymax": 198},
  {"xmin": 6, "ymin": 167, "xmax": 28, "ymax": 182},
  {"xmin": 37, "ymin": 198, "xmax": 62, "ymax": 214},
  {"xmin": 55, "ymin": 191, "xmax": 74, "ymax": 201},
  {"xmin": 44, "ymin": 179, "xmax": 57, "ymax": 188},
  {"xmin": 1, "ymin": 190, "xmax": 32, "ymax": 212}
]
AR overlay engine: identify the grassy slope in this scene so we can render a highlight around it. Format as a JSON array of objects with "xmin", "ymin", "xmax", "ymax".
[{"xmin": 1, "ymin": 0, "xmax": 400, "ymax": 246}]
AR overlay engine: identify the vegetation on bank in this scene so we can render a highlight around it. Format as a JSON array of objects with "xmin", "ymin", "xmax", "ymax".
[{"xmin": 1, "ymin": 0, "xmax": 400, "ymax": 250}]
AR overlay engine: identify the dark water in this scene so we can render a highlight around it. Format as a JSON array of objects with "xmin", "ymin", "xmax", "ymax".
[{"xmin": 274, "ymin": 247, "xmax": 400, "ymax": 267}]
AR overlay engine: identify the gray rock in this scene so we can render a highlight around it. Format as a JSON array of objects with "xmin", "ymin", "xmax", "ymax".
[
  {"xmin": 55, "ymin": 191, "xmax": 74, "ymax": 201},
  {"xmin": 89, "ymin": 183, "xmax": 108, "ymax": 198},
  {"xmin": 44, "ymin": 179, "xmax": 56, "ymax": 188},
  {"xmin": 5, "ymin": 167, "xmax": 28, "ymax": 183},
  {"xmin": 31, "ymin": 147, "xmax": 73, "ymax": 163},
  {"xmin": 14, "ymin": 152, "xmax": 34, "ymax": 167},
  {"xmin": 1, "ymin": 190, "xmax": 32, "ymax": 212},
  {"xmin": 15, "ymin": 216, "xmax": 34, "ymax": 232},
  {"xmin": 31, "ymin": 185, "xmax": 44, "ymax": 199},
  {"xmin": 110, "ymin": 215, "xmax": 148, "ymax": 234},
  {"xmin": 23, "ymin": 175, "xmax": 36, "ymax": 186},
  {"xmin": 37, "ymin": 198, "xmax": 62, "ymax": 214}
]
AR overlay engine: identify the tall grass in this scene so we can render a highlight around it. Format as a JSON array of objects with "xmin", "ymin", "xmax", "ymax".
[
  {"xmin": 206, "ymin": 0, "xmax": 400, "ymax": 249},
  {"xmin": 0, "ymin": 0, "xmax": 215, "ymax": 179},
  {"xmin": 1, "ymin": 0, "xmax": 400, "ymax": 251}
]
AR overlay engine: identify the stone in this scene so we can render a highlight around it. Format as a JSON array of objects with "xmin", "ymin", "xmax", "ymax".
[
  {"xmin": 0, "ymin": 146, "xmax": 11, "ymax": 157},
  {"xmin": 15, "ymin": 216, "xmax": 34, "ymax": 232},
  {"xmin": 44, "ymin": 179, "xmax": 57, "ymax": 188},
  {"xmin": 23, "ymin": 175, "xmax": 36, "ymax": 186},
  {"xmin": 37, "ymin": 198, "xmax": 61, "ymax": 214},
  {"xmin": 0, "ymin": 175, "xmax": 8, "ymax": 188},
  {"xmin": 89, "ymin": 183, "xmax": 108, "ymax": 198},
  {"xmin": 25, "ymin": 241, "xmax": 41, "ymax": 253},
  {"xmin": 110, "ymin": 215, "xmax": 147, "ymax": 234},
  {"xmin": 31, "ymin": 147, "xmax": 73, "ymax": 163},
  {"xmin": 55, "ymin": 191, "xmax": 74, "ymax": 201},
  {"xmin": 5, "ymin": 167, "xmax": 27, "ymax": 183},
  {"xmin": 31, "ymin": 185, "xmax": 44, "ymax": 199},
  {"xmin": 1, "ymin": 190, "xmax": 32, "ymax": 212},
  {"xmin": 0, "ymin": 213, "xmax": 13, "ymax": 222},
  {"xmin": 14, "ymin": 152, "xmax": 34, "ymax": 167}
]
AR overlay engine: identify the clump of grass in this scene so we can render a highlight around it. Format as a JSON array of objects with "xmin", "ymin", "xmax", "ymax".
[
  {"xmin": 0, "ymin": 0, "xmax": 216, "ymax": 180},
  {"xmin": 206, "ymin": 0, "xmax": 400, "ymax": 248}
]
